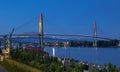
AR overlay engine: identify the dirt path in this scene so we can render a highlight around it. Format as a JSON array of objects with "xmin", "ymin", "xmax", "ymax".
[{"xmin": 0, "ymin": 66, "xmax": 8, "ymax": 72}]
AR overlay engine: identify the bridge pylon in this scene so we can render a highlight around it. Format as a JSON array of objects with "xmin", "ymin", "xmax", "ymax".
[
  {"xmin": 93, "ymin": 21, "xmax": 97, "ymax": 48},
  {"xmin": 38, "ymin": 13, "xmax": 44, "ymax": 51}
]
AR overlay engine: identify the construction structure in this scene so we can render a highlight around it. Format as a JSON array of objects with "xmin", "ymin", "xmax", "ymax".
[{"xmin": 0, "ymin": 28, "xmax": 14, "ymax": 60}]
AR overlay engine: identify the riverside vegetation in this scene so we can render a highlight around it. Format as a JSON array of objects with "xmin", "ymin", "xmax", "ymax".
[
  {"xmin": 70, "ymin": 39, "xmax": 119, "ymax": 47},
  {"xmin": 6, "ymin": 48, "xmax": 120, "ymax": 72}
]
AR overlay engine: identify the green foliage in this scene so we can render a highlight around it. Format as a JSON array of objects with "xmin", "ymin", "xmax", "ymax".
[
  {"xmin": 10, "ymin": 48, "xmax": 64, "ymax": 72},
  {"xmin": 100, "ymin": 63, "xmax": 119, "ymax": 72},
  {"xmin": 71, "ymin": 64, "xmax": 83, "ymax": 72},
  {"xmin": 9, "ymin": 48, "xmax": 120, "ymax": 72},
  {"xmin": 90, "ymin": 67, "xmax": 99, "ymax": 72},
  {"xmin": 90, "ymin": 63, "xmax": 119, "ymax": 72}
]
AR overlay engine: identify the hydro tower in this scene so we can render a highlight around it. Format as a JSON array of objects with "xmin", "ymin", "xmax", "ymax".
[{"xmin": 38, "ymin": 13, "xmax": 44, "ymax": 51}]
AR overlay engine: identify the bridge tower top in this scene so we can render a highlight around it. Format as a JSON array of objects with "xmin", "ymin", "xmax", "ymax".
[{"xmin": 38, "ymin": 13, "xmax": 43, "ymax": 33}]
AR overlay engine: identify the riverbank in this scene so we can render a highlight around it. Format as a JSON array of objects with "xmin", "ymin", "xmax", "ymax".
[
  {"xmin": 9, "ymin": 48, "xmax": 120, "ymax": 72},
  {"xmin": 45, "ymin": 47, "xmax": 120, "ymax": 67}
]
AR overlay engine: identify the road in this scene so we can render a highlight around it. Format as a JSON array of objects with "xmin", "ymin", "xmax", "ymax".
[{"xmin": 0, "ymin": 66, "xmax": 8, "ymax": 72}]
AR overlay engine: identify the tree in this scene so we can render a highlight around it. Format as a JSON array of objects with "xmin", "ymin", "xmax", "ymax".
[
  {"xmin": 72, "ymin": 64, "xmax": 83, "ymax": 72},
  {"xmin": 90, "ymin": 67, "xmax": 99, "ymax": 72},
  {"xmin": 100, "ymin": 63, "xmax": 119, "ymax": 72}
]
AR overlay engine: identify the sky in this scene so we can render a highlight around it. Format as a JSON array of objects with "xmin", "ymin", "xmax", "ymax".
[{"xmin": 0, "ymin": 0, "xmax": 120, "ymax": 39}]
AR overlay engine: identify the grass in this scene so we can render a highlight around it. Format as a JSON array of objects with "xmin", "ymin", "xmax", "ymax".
[{"xmin": 0, "ymin": 59, "xmax": 42, "ymax": 72}]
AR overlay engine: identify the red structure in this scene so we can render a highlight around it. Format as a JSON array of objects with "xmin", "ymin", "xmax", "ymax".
[{"xmin": 26, "ymin": 46, "xmax": 49, "ymax": 56}]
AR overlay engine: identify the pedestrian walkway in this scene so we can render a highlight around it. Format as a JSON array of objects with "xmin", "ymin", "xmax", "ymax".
[{"xmin": 0, "ymin": 66, "xmax": 8, "ymax": 72}]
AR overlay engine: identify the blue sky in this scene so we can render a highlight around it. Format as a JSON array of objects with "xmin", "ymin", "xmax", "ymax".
[{"xmin": 0, "ymin": 0, "xmax": 120, "ymax": 39}]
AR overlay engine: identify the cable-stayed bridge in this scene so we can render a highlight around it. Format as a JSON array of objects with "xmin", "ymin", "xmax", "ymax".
[
  {"xmin": 0, "ymin": 13, "xmax": 118, "ymax": 49},
  {"xmin": 0, "ymin": 13, "xmax": 120, "ymax": 71}
]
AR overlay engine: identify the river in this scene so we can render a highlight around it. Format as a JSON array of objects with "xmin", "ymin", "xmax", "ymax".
[{"xmin": 44, "ymin": 47, "xmax": 120, "ymax": 67}]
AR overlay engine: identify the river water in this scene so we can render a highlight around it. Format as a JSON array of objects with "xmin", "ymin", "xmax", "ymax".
[{"xmin": 44, "ymin": 47, "xmax": 120, "ymax": 67}]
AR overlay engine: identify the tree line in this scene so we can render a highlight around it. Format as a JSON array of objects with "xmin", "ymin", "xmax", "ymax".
[{"xmin": 70, "ymin": 39, "xmax": 119, "ymax": 47}]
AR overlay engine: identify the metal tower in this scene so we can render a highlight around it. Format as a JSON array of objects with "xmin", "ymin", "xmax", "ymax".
[{"xmin": 38, "ymin": 13, "xmax": 44, "ymax": 51}]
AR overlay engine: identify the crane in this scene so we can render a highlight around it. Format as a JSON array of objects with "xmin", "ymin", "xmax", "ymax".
[{"xmin": 1, "ymin": 28, "xmax": 15, "ymax": 59}]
